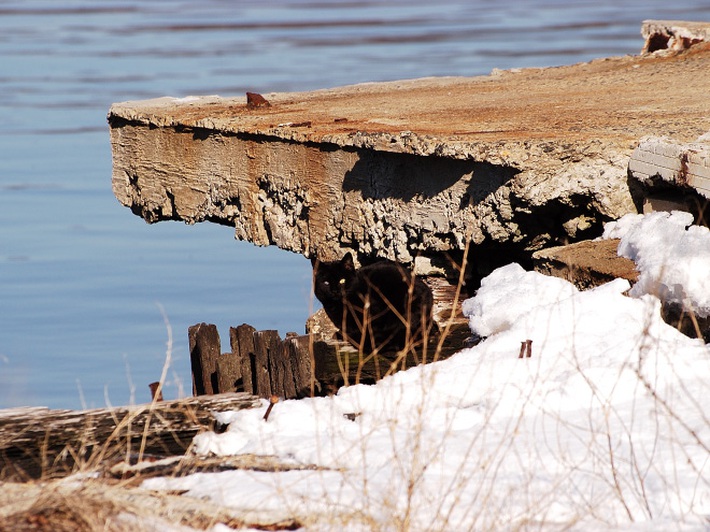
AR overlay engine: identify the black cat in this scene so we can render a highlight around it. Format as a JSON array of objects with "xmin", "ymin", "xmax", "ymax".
[{"xmin": 312, "ymin": 252, "xmax": 436, "ymax": 354}]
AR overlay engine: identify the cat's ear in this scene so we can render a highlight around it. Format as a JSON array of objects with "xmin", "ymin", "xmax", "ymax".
[{"xmin": 341, "ymin": 252, "xmax": 355, "ymax": 271}]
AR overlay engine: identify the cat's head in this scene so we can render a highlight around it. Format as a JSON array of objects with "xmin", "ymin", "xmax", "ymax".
[{"xmin": 311, "ymin": 252, "xmax": 356, "ymax": 304}]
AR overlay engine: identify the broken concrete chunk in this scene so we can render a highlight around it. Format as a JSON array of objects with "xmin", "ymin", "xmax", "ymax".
[
  {"xmin": 641, "ymin": 20, "xmax": 710, "ymax": 54},
  {"xmin": 628, "ymin": 136, "xmax": 710, "ymax": 199}
]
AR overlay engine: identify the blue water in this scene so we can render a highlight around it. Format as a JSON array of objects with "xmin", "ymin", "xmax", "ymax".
[{"xmin": 1, "ymin": 0, "xmax": 708, "ymax": 410}]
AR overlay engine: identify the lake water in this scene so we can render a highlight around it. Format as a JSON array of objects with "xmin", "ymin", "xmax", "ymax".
[{"xmin": 1, "ymin": 0, "xmax": 707, "ymax": 410}]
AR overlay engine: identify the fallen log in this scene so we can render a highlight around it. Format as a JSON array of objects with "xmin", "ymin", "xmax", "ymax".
[{"xmin": 0, "ymin": 392, "xmax": 261, "ymax": 481}]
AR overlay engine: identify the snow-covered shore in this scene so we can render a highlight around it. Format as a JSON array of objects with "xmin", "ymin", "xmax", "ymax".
[{"xmin": 144, "ymin": 212, "xmax": 710, "ymax": 530}]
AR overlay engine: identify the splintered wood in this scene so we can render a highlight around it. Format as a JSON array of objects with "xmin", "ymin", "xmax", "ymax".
[
  {"xmin": 188, "ymin": 321, "xmax": 471, "ymax": 400},
  {"xmin": 189, "ymin": 323, "xmax": 315, "ymax": 399}
]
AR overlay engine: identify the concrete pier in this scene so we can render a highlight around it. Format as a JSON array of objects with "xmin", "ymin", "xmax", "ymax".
[{"xmin": 109, "ymin": 22, "xmax": 710, "ymax": 272}]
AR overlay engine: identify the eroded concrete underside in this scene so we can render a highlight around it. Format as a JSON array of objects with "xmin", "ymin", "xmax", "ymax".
[{"xmin": 109, "ymin": 40, "xmax": 710, "ymax": 276}]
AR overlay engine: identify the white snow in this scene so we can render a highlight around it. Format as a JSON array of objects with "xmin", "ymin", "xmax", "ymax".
[
  {"xmin": 603, "ymin": 211, "xmax": 710, "ymax": 317},
  {"xmin": 144, "ymin": 213, "xmax": 710, "ymax": 530}
]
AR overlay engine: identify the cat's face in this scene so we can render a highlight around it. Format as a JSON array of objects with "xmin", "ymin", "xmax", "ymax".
[{"xmin": 312, "ymin": 252, "xmax": 356, "ymax": 304}]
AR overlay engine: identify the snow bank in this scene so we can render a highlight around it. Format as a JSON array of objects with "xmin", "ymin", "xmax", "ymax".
[
  {"xmin": 603, "ymin": 211, "xmax": 710, "ymax": 317},
  {"xmin": 145, "ymin": 263, "xmax": 710, "ymax": 530}
]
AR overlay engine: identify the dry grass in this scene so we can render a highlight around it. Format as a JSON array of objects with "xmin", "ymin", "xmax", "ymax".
[{"xmin": 0, "ymin": 477, "xmax": 301, "ymax": 531}]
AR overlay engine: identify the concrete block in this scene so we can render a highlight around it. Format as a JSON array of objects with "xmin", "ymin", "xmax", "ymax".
[
  {"xmin": 629, "ymin": 137, "xmax": 710, "ymax": 199},
  {"xmin": 641, "ymin": 20, "xmax": 710, "ymax": 53}
]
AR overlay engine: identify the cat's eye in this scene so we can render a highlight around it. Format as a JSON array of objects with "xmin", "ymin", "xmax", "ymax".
[{"xmin": 339, "ymin": 278, "xmax": 346, "ymax": 285}]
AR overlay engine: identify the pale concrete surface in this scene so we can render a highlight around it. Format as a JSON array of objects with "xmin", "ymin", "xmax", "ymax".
[{"xmin": 109, "ymin": 30, "xmax": 710, "ymax": 268}]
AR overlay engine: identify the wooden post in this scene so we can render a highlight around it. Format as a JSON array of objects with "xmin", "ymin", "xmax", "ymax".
[
  {"xmin": 233, "ymin": 324, "xmax": 258, "ymax": 394},
  {"xmin": 274, "ymin": 334, "xmax": 297, "ymax": 400},
  {"xmin": 188, "ymin": 323, "xmax": 221, "ymax": 396},
  {"xmin": 284, "ymin": 335, "xmax": 315, "ymax": 398},
  {"xmin": 189, "ymin": 319, "xmax": 472, "ymax": 400},
  {"xmin": 254, "ymin": 330, "xmax": 282, "ymax": 398},
  {"xmin": 216, "ymin": 353, "xmax": 242, "ymax": 394}
]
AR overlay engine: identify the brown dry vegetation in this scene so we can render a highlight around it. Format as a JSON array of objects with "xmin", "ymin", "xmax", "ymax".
[{"xmin": 0, "ymin": 477, "xmax": 301, "ymax": 531}]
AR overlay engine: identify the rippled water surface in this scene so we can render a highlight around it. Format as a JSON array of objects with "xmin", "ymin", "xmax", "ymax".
[{"xmin": 1, "ymin": 0, "xmax": 708, "ymax": 409}]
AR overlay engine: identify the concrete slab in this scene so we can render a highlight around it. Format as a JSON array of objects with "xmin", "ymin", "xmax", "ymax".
[{"xmin": 108, "ymin": 31, "xmax": 710, "ymax": 267}]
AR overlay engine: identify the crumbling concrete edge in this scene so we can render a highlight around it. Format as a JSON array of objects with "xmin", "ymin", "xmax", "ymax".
[{"xmin": 641, "ymin": 19, "xmax": 710, "ymax": 54}]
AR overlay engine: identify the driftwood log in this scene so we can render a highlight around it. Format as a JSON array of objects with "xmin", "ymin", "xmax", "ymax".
[{"xmin": 0, "ymin": 392, "xmax": 260, "ymax": 481}]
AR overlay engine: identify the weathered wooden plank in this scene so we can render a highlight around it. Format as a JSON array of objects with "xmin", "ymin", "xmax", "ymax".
[
  {"xmin": 284, "ymin": 335, "xmax": 315, "ymax": 398},
  {"xmin": 253, "ymin": 330, "xmax": 283, "ymax": 398},
  {"xmin": 236, "ymin": 324, "xmax": 267, "ymax": 395},
  {"xmin": 191, "ymin": 315, "xmax": 476, "ymax": 402},
  {"xmin": 216, "ymin": 353, "xmax": 242, "ymax": 394},
  {"xmin": 276, "ymin": 335, "xmax": 298, "ymax": 399},
  {"xmin": 0, "ymin": 393, "xmax": 261, "ymax": 480},
  {"xmin": 188, "ymin": 323, "xmax": 221, "ymax": 396},
  {"xmin": 230, "ymin": 325, "xmax": 254, "ymax": 394}
]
